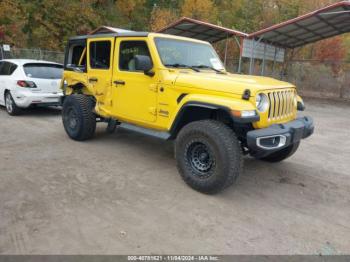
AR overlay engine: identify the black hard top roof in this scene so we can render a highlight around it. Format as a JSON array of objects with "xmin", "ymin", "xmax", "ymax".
[{"xmin": 158, "ymin": 17, "xmax": 248, "ymax": 43}]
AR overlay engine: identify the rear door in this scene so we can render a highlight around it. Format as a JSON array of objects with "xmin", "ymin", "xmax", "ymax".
[
  {"xmin": 87, "ymin": 37, "xmax": 114, "ymax": 104},
  {"xmin": 22, "ymin": 63, "xmax": 63, "ymax": 93}
]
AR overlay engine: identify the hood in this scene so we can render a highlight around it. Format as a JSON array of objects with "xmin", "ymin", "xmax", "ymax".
[{"xmin": 174, "ymin": 71, "xmax": 295, "ymax": 95}]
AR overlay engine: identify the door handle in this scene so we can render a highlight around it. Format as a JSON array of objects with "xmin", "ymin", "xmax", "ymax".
[
  {"xmin": 89, "ymin": 77, "xmax": 98, "ymax": 82},
  {"xmin": 113, "ymin": 80, "xmax": 125, "ymax": 85}
]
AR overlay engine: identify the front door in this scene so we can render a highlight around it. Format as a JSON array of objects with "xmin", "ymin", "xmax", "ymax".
[
  {"xmin": 87, "ymin": 37, "xmax": 114, "ymax": 107},
  {"xmin": 112, "ymin": 38, "xmax": 157, "ymax": 123}
]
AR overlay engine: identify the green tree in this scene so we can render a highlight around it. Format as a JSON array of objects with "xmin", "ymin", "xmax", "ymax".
[
  {"xmin": 0, "ymin": 0, "xmax": 25, "ymax": 46},
  {"xmin": 180, "ymin": 0, "xmax": 217, "ymax": 22}
]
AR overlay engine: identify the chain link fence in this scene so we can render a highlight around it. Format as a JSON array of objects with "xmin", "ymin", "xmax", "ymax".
[
  {"xmin": 225, "ymin": 58, "xmax": 350, "ymax": 101},
  {"xmin": 0, "ymin": 46, "xmax": 64, "ymax": 64},
  {"xmin": 285, "ymin": 60, "xmax": 350, "ymax": 100}
]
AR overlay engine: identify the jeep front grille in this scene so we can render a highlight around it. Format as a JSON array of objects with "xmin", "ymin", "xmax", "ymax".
[{"xmin": 267, "ymin": 90, "xmax": 295, "ymax": 121}]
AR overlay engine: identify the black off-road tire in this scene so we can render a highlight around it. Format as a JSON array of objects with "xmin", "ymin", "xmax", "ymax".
[
  {"xmin": 5, "ymin": 91, "xmax": 22, "ymax": 116},
  {"xmin": 259, "ymin": 141, "xmax": 300, "ymax": 162},
  {"xmin": 62, "ymin": 94, "xmax": 96, "ymax": 141},
  {"xmin": 175, "ymin": 120, "xmax": 243, "ymax": 194}
]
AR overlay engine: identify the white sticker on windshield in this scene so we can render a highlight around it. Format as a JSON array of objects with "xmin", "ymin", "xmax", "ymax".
[{"xmin": 210, "ymin": 58, "xmax": 224, "ymax": 70}]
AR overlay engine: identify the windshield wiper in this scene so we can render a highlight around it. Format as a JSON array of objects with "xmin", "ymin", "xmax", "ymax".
[
  {"xmin": 164, "ymin": 63, "xmax": 200, "ymax": 72},
  {"xmin": 192, "ymin": 65, "xmax": 226, "ymax": 74}
]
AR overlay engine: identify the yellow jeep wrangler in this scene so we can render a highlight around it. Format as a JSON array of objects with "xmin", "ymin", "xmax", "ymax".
[{"xmin": 61, "ymin": 31, "xmax": 314, "ymax": 194}]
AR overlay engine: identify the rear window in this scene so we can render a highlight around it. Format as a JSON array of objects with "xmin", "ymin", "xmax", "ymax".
[{"xmin": 23, "ymin": 63, "xmax": 63, "ymax": 79}]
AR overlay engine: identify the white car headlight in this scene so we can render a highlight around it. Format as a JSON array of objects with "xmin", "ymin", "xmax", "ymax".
[{"xmin": 256, "ymin": 93, "xmax": 269, "ymax": 112}]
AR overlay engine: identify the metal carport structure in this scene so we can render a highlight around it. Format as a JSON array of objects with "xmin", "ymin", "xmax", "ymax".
[
  {"xmin": 247, "ymin": 0, "xmax": 350, "ymax": 75},
  {"xmin": 157, "ymin": 1, "xmax": 350, "ymax": 76},
  {"xmin": 249, "ymin": 1, "xmax": 350, "ymax": 49},
  {"xmin": 158, "ymin": 17, "xmax": 247, "ymax": 43}
]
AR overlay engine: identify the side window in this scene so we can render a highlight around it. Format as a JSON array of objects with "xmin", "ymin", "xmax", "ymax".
[
  {"xmin": 119, "ymin": 41, "xmax": 151, "ymax": 71},
  {"xmin": 65, "ymin": 39, "xmax": 87, "ymax": 71},
  {"xmin": 80, "ymin": 51, "xmax": 86, "ymax": 67},
  {"xmin": 0, "ymin": 62, "xmax": 17, "ymax": 75},
  {"xmin": 71, "ymin": 45, "xmax": 85, "ymax": 66},
  {"xmin": 0, "ymin": 62, "xmax": 9, "ymax": 75},
  {"xmin": 0, "ymin": 62, "xmax": 4, "ymax": 75},
  {"xmin": 8, "ymin": 63, "xmax": 17, "ymax": 75},
  {"xmin": 89, "ymin": 41, "xmax": 111, "ymax": 69}
]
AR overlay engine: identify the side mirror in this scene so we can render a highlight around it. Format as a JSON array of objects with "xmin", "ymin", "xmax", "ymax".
[{"xmin": 134, "ymin": 55, "xmax": 154, "ymax": 76}]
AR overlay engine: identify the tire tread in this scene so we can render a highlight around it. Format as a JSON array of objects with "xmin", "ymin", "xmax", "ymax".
[
  {"xmin": 62, "ymin": 94, "xmax": 96, "ymax": 141},
  {"xmin": 176, "ymin": 120, "xmax": 242, "ymax": 194}
]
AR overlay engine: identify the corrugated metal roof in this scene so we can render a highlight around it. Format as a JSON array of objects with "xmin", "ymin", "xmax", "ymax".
[
  {"xmin": 157, "ymin": 17, "xmax": 248, "ymax": 43},
  {"xmin": 249, "ymin": 1, "xmax": 350, "ymax": 48}
]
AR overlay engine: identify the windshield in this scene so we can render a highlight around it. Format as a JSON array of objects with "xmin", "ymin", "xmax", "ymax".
[
  {"xmin": 154, "ymin": 37, "xmax": 225, "ymax": 71},
  {"xmin": 23, "ymin": 63, "xmax": 63, "ymax": 79}
]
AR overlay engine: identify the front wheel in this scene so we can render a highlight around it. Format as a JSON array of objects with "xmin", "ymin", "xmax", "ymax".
[
  {"xmin": 175, "ymin": 120, "xmax": 242, "ymax": 194},
  {"xmin": 62, "ymin": 95, "xmax": 96, "ymax": 141},
  {"xmin": 258, "ymin": 142, "xmax": 300, "ymax": 162}
]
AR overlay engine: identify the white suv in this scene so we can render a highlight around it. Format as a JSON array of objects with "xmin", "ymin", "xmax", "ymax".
[{"xmin": 0, "ymin": 59, "xmax": 63, "ymax": 115}]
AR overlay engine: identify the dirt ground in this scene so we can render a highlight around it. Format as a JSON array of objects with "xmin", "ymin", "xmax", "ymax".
[{"xmin": 0, "ymin": 98, "xmax": 349, "ymax": 255}]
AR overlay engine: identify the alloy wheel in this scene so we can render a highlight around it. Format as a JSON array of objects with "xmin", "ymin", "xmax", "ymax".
[
  {"xmin": 5, "ymin": 93, "xmax": 13, "ymax": 114},
  {"xmin": 186, "ymin": 141, "xmax": 216, "ymax": 177}
]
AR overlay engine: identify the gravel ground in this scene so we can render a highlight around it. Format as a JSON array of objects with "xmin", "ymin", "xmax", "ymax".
[{"xmin": 0, "ymin": 98, "xmax": 349, "ymax": 255}]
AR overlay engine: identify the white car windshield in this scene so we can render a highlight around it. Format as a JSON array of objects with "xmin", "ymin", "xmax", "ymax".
[
  {"xmin": 154, "ymin": 37, "xmax": 225, "ymax": 72},
  {"xmin": 23, "ymin": 63, "xmax": 63, "ymax": 79}
]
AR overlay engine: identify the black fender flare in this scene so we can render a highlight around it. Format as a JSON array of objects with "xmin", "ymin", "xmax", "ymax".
[{"xmin": 169, "ymin": 101, "xmax": 259, "ymax": 138}]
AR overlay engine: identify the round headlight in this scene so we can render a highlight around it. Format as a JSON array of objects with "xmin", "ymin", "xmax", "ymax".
[{"xmin": 256, "ymin": 93, "xmax": 269, "ymax": 112}]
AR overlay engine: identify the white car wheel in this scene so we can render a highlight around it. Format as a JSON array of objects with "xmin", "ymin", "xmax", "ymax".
[
  {"xmin": 5, "ymin": 93, "xmax": 13, "ymax": 113},
  {"xmin": 5, "ymin": 92, "xmax": 21, "ymax": 116}
]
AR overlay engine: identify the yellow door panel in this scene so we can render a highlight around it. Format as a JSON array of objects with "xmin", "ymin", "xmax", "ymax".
[{"xmin": 112, "ymin": 38, "xmax": 158, "ymax": 123}]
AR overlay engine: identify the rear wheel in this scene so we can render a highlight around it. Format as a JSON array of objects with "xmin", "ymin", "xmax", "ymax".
[
  {"xmin": 259, "ymin": 142, "xmax": 300, "ymax": 162},
  {"xmin": 5, "ymin": 91, "xmax": 21, "ymax": 116},
  {"xmin": 62, "ymin": 94, "xmax": 96, "ymax": 141},
  {"xmin": 175, "ymin": 120, "xmax": 242, "ymax": 194}
]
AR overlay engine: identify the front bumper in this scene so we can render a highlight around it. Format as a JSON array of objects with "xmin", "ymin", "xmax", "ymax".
[
  {"xmin": 247, "ymin": 116, "xmax": 314, "ymax": 157},
  {"xmin": 12, "ymin": 90, "xmax": 63, "ymax": 108}
]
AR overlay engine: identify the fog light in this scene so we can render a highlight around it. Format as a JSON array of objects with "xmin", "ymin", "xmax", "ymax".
[{"xmin": 256, "ymin": 135, "xmax": 287, "ymax": 150}]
